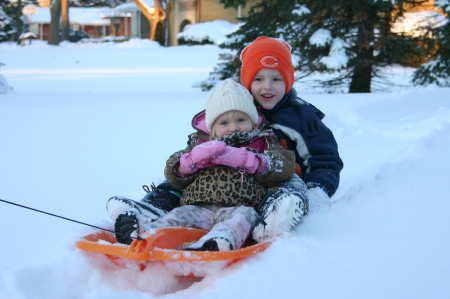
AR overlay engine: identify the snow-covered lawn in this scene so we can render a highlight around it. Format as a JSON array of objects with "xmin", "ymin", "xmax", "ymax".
[{"xmin": 1, "ymin": 40, "xmax": 449, "ymax": 299}]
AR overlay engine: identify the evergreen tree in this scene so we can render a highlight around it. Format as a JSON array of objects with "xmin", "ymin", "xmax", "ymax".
[
  {"xmin": 1, "ymin": 0, "xmax": 23, "ymax": 43},
  {"xmin": 412, "ymin": 1, "xmax": 450, "ymax": 87},
  {"xmin": 1, "ymin": 0, "xmax": 39, "ymax": 43},
  {"xmin": 0, "ymin": 2, "xmax": 14, "ymax": 42},
  {"xmin": 198, "ymin": 0, "xmax": 429, "ymax": 93}
]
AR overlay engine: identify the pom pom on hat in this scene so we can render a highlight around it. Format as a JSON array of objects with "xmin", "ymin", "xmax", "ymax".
[
  {"xmin": 206, "ymin": 79, "xmax": 258, "ymax": 132},
  {"xmin": 240, "ymin": 36, "xmax": 295, "ymax": 94}
]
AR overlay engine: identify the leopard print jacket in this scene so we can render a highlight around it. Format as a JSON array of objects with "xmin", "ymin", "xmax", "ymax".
[{"xmin": 164, "ymin": 128, "xmax": 295, "ymax": 209}]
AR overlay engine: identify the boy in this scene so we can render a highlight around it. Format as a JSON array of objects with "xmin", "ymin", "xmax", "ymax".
[{"xmin": 239, "ymin": 37, "xmax": 343, "ymax": 241}]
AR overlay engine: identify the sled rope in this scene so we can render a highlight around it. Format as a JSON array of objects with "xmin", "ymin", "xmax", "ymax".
[{"xmin": 0, "ymin": 198, "xmax": 114, "ymax": 233}]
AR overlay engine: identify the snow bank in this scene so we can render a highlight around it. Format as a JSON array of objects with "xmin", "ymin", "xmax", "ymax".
[{"xmin": 177, "ymin": 20, "xmax": 241, "ymax": 45}]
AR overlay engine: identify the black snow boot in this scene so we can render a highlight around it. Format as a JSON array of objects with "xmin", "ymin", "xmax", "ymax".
[{"xmin": 114, "ymin": 210, "xmax": 139, "ymax": 245}]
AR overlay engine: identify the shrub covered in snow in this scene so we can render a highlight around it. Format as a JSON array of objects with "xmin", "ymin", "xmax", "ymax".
[
  {"xmin": 177, "ymin": 20, "xmax": 240, "ymax": 46},
  {"xmin": 0, "ymin": 73, "xmax": 11, "ymax": 94}
]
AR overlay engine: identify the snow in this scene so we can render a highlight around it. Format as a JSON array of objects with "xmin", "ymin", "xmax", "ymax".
[
  {"xmin": 0, "ymin": 73, "xmax": 10, "ymax": 94},
  {"xmin": 1, "ymin": 32, "xmax": 450, "ymax": 298},
  {"xmin": 309, "ymin": 28, "xmax": 332, "ymax": 46},
  {"xmin": 319, "ymin": 37, "xmax": 349, "ymax": 70},
  {"xmin": 177, "ymin": 20, "xmax": 241, "ymax": 45},
  {"xmin": 165, "ymin": 260, "xmax": 229, "ymax": 277},
  {"xmin": 114, "ymin": 2, "xmax": 140, "ymax": 14},
  {"xmin": 19, "ymin": 32, "xmax": 37, "ymax": 39},
  {"xmin": 292, "ymin": 4, "xmax": 310, "ymax": 16},
  {"xmin": 27, "ymin": 7, "xmax": 111, "ymax": 26}
]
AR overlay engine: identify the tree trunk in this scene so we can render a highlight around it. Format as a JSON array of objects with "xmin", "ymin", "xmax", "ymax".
[
  {"xmin": 164, "ymin": 3, "xmax": 169, "ymax": 47},
  {"xmin": 349, "ymin": 47, "xmax": 373, "ymax": 93},
  {"xmin": 61, "ymin": 0, "xmax": 69, "ymax": 41},
  {"xmin": 349, "ymin": 16, "xmax": 374, "ymax": 93},
  {"xmin": 132, "ymin": 0, "xmax": 166, "ymax": 40},
  {"xmin": 48, "ymin": 0, "xmax": 61, "ymax": 45}
]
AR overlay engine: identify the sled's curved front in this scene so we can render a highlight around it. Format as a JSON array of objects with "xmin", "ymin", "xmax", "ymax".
[{"xmin": 76, "ymin": 227, "xmax": 271, "ymax": 276}]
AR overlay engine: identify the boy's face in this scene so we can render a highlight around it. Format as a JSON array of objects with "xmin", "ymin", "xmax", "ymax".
[
  {"xmin": 212, "ymin": 111, "xmax": 253, "ymax": 138},
  {"xmin": 250, "ymin": 68, "xmax": 286, "ymax": 110}
]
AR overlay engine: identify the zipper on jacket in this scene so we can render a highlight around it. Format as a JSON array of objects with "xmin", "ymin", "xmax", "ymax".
[{"xmin": 239, "ymin": 168, "xmax": 246, "ymax": 182}]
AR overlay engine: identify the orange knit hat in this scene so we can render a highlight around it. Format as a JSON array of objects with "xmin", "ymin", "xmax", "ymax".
[{"xmin": 240, "ymin": 36, "xmax": 295, "ymax": 94}]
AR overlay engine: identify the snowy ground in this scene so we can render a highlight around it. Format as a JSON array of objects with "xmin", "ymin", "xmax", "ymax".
[{"xmin": 1, "ymin": 39, "xmax": 450, "ymax": 299}]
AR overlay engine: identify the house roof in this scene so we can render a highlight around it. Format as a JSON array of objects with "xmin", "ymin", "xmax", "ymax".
[
  {"xmin": 113, "ymin": 0, "xmax": 154, "ymax": 14},
  {"xmin": 26, "ymin": 7, "xmax": 111, "ymax": 26},
  {"xmin": 114, "ymin": 3, "xmax": 140, "ymax": 14}
]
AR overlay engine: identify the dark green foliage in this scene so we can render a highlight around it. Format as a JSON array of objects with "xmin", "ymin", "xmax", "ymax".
[
  {"xmin": 1, "ymin": 0, "xmax": 39, "ymax": 43},
  {"xmin": 178, "ymin": 36, "xmax": 214, "ymax": 46},
  {"xmin": 194, "ymin": 52, "xmax": 241, "ymax": 91},
  {"xmin": 200, "ymin": 0, "xmax": 431, "ymax": 93},
  {"xmin": 412, "ymin": 3, "xmax": 450, "ymax": 87},
  {"xmin": 0, "ymin": 2, "xmax": 14, "ymax": 42},
  {"xmin": 155, "ymin": 21, "xmax": 165, "ymax": 46},
  {"xmin": 179, "ymin": 19, "xmax": 191, "ymax": 32},
  {"xmin": 1, "ymin": 0, "xmax": 23, "ymax": 43}
]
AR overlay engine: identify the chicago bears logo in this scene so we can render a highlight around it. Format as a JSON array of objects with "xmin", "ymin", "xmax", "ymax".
[{"xmin": 260, "ymin": 56, "xmax": 279, "ymax": 68}]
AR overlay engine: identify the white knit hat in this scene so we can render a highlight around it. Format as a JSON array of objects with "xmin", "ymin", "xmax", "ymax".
[{"xmin": 205, "ymin": 79, "xmax": 258, "ymax": 132}]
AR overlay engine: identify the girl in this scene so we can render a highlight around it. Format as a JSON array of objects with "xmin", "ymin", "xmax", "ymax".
[{"xmin": 116, "ymin": 79, "xmax": 295, "ymax": 251}]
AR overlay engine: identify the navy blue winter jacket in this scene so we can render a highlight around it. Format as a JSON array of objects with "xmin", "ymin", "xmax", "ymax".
[{"xmin": 258, "ymin": 89, "xmax": 343, "ymax": 197}]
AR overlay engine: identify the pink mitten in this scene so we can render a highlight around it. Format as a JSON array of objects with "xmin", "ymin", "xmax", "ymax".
[
  {"xmin": 211, "ymin": 146, "xmax": 260, "ymax": 174},
  {"xmin": 179, "ymin": 141, "xmax": 226, "ymax": 174}
]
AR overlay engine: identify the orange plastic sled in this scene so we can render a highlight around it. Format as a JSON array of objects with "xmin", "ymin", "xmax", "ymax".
[{"xmin": 76, "ymin": 227, "xmax": 271, "ymax": 276}]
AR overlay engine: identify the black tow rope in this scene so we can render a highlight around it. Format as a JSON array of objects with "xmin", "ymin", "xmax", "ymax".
[{"xmin": 0, "ymin": 198, "xmax": 114, "ymax": 233}]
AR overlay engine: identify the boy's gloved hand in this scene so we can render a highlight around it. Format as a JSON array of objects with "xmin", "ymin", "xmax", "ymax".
[
  {"xmin": 211, "ymin": 146, "xmax": 260, "ymax": 174},
  {"xmin": 180, "ymin": 141, "xmax": 226, "ymax": 174}
]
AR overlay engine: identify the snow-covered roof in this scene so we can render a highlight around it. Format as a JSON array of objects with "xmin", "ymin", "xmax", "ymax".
[
  {"xmin": 177, "ymin": 20, "xmax": 241, "ymax": 45},
  {"xmin": 26, "ymin": 7, "xmax": 111, "ymax": 26},
  {"xmin": 20, "ymin": 32, "xmax": 37, "ymax": 39},
  {"xmin": 113, "ymin": 3, "xmax": 140, "ymax": 13}
]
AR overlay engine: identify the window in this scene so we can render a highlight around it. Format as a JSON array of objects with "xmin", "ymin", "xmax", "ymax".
[{"xmin": 179, "ymin": 2, "xmax": 196, "ymax": 13}]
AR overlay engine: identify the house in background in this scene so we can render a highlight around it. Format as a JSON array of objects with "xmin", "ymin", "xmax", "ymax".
[
  {"xmin": 22, "ymin": 2, "xmax": 163, "ymax": 41},
  {"xmin": 23, "ymin": 6, "xmax": 112, "ymax": 40},
  {"xmin": 63, "ymin": 0, "xmax": 249, "ymax": 43},
  {"xmin": 167, "ymin": 0, "xmax": 253, "ymax": 46},
  {"xmin": 108, "ymin": 2, "xmax": 153, "ymax": 39}
]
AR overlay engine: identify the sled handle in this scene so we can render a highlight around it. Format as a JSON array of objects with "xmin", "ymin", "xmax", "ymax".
[
  {"xmin": 75, "ymin": 230, "xmax": 129, "ymax": 257},
  {"xmin": 125, "ymin": 228, "xmax": 208, "ymax": 260}
]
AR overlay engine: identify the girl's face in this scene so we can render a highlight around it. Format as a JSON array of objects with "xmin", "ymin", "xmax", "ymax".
[
  {"xmin": 212, "ymin": 110, "xmax": 253, "ymax": 138},
  {"xmin": 250, "ymin": 68, "xmax": 286, "ymax": 110}
]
